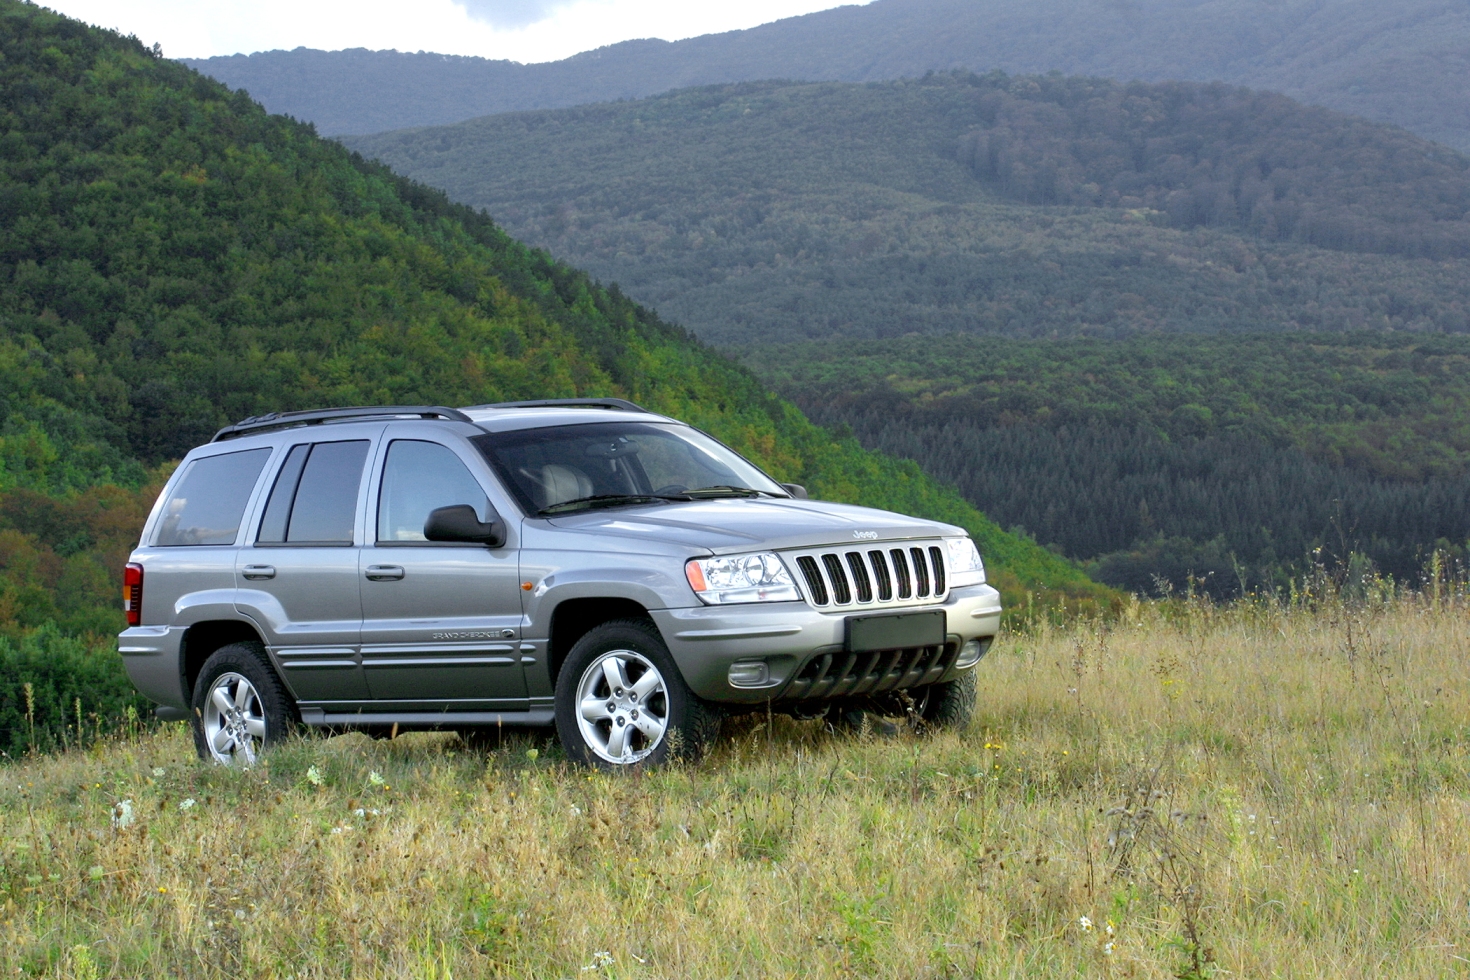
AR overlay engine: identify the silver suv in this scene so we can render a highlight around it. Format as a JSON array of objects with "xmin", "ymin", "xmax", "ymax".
[{"xmin": 118, "ymin": 401, "xmax": 1002, "ymax": 767}]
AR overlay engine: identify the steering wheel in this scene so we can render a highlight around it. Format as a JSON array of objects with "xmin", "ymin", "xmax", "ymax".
[{"xmin": 654, "ymin": 484, "xmax": 689, "ymax": 495}]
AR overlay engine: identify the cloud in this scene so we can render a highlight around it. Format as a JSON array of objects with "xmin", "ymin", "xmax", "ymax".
[{"xmin": 452, "ymin": 0, "xmax": 577, "ymax": 28}]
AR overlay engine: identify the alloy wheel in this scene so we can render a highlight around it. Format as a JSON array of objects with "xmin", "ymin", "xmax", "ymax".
[
  {"xmin": 574, "ymin": 649, "xmax": 669, "ymax": 764},
  {"xmin": 201, "ymin": 671, "xmax": 267, "ymax": 765}
]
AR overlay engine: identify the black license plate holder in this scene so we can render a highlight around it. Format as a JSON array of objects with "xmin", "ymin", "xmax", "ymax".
[{"xmin": 845, "ymin": 610, "xmax": 946, "ymax": 653}]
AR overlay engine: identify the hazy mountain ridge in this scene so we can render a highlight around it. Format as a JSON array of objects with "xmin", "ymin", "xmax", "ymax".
[
  {"xmin": 186, "ymin": 0, "xmax": 1470, "ymax": 151},
  {"xmin": 344, "ymin": 75, "xmax": 1470, "ymax": 345}
]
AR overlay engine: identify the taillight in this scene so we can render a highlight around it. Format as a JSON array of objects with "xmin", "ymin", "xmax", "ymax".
[{"xmin": 123, "ymin": 562, "xmax": 144, "ymax": 627}]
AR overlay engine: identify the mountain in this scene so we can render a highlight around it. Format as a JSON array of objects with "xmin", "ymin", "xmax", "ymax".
[
  {"xmin": 343, "ymin": 75, "xmax": 1470, "ymax": 346},
  {"xmin": 746, "ymin": 333, "xmax": 1470, "ymax": 597},
  {"xmin": 0, "ymin": 0, "xmax": 1108, "ymax": 683},
  {"xmin": 184, "ymin": 0, "xmax": 1470, "ymax": 151}
]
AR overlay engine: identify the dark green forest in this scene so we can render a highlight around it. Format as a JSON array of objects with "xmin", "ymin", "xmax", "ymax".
[
  {"xmin": 188, "ymin": 0, "xmax": 1470, "ymax": 151},
  {"xmin": 0, "ymin": 1, "xmax": 1108, "ymax": 751},
  {"xmin": 954, "ymin": 75, "xmax": 1470, "ymax": 258},
  {"xmin": 347, "ymin": 76, "xmax": 1470, "ymax": 346},
  {"xmin": 747, "ymin": 333, "xmax": 1470, "ymax": 597}
]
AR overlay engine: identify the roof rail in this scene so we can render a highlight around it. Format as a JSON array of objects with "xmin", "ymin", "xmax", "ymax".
[
  {"xmin": 212, "ymin": 406, "xmax": 473, "ymax": 442},
  {"xmin": 468, "ymin": 398, "xmax": 649, "ymax": 413}
]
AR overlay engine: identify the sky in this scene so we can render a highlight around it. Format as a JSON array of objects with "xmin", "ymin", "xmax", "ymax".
[{"xmin": 42, "ymin": 0, "xmax": 871, "ymax": 63}]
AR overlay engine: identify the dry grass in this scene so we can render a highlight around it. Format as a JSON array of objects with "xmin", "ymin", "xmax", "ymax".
[{"xmin": 3, "ymin": 590, "xmax": 1470, "ymax": 979}]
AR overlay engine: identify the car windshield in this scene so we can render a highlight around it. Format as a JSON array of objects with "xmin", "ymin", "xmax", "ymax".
[{"xmin": 473, "ymin": 421, "xmax": 788, "ymax": 515}]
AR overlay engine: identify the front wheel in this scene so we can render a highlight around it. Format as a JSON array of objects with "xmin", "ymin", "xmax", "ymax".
[
  {"xmin": 191, "ymin": 641, "xmax": 298, "ymax": 765},
  {"xmin": 554, "ymin": 619, "xmax": 721, "ymax": 768},
  {"xmin": 916, "ymin": 670, "xmax": 977, "ymax": 730}
]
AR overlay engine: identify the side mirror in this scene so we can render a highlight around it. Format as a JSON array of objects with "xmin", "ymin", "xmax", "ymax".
[
  {"xmin": 780, "ymin": 483, "xmax": 809, "ymax": 500},
  {"xmin": 424, "ymin": 504, "xmax": 506, "ymax": 547}
]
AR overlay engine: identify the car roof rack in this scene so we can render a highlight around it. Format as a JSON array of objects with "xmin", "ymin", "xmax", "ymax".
[
  {"xmin": 212, "ymin": 406, "xmax": 473, "ymax": 442},
  {"xmin": 467, "ymin": 398, "xmax": 649, "ymax": 413}
]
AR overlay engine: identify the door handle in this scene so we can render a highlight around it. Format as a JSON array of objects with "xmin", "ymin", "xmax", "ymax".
[
  {"xmin": 365, "ymin": 565, "xmax": 406, "ymax": 582},
  {"xmin": 242, "ymin": 565, "xmax": 276, "ymax": 581}
]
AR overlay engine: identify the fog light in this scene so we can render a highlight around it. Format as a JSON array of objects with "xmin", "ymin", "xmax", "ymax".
[
  {"xmin": 728, "ymin": 661, "xmax": 770, "ymax": 687},
  {"xmin": 956, "ymin": 638, "xmax": 988, "ymax": 667}
]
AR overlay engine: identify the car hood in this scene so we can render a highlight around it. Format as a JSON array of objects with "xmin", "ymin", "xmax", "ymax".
[{"xmin": 537, "ymin": 497, "xmax": 962, "ymax": 554}]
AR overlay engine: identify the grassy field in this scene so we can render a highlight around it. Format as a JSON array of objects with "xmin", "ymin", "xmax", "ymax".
[{"xmin": 3, "ymin": 585, "xmax": 1469, "ymax": 978}]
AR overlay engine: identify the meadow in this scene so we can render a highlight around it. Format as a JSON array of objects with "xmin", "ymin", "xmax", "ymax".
[{"xmin": 2, "ymin": 573, "xmax": 1468, "ymax": 979}]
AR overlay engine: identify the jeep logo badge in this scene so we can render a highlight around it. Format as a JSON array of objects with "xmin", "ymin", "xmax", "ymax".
[{"xmin": 853, "ymin": 530, "xmax": 878, "ymax": 540}]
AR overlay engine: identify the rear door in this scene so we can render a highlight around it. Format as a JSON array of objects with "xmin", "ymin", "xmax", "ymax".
[
  {"xmin": 235, "ymin": 437, "xmax": 375, "ymax": 704},
  {"xmin": 358, "ymin": 437, "xmax": 528, "ymax": 709}
]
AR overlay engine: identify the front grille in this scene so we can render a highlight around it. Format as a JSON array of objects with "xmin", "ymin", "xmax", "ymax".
[
  {"xmin": 791, "ymin": 541, "xmax": 948, "ymax": 609},
  {"xmin": 785, "ymin": 641, "xmax": 958, "ymax": 700}
]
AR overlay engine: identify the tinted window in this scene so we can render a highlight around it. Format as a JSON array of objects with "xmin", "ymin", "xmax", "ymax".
[
  {"xmin": 256, "ymin": 444, "xmax": 309, "ymax": 543},
  {"xmin": 155, "ymin": 448, "xmax": 271, "ymax": 547},
  {"xmin": 378, "ymin": 441, "xmax": 491, "ymax": 542},
  {"xmin": 257, "ymin": 441, "xmax": 368, "ymax": 545}
]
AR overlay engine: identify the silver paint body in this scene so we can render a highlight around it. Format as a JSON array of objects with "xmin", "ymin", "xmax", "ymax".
[{"xmin": 118, "ymin": 408, "xmax": 1003, "ymax": 721}]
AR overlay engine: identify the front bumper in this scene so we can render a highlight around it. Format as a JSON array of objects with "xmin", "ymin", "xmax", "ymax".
[{"xmin": 652, "ymin": 583, "xmax": 1002, "ymax": 703}]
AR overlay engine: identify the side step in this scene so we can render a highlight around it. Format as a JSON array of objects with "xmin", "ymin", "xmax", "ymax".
[{"xmin": 298, "ymin": 708, "xmax": 555, "ymax": 728}]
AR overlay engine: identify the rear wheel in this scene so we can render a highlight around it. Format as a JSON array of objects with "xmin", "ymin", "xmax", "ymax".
[
  {"xmin": 190, "ymin": 641, "xmax": 298, "ymax": 765},
  {"xmin": 554, "ymin": 619, "xmax": 720, "ymax": 768}
]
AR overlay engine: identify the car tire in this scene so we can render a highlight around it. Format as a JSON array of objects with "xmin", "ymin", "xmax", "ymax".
[
  {"xmin": 918, "ymin": 670, "xmax": 977, "ymax": 730},
  {"xmin": 191, "ymin": 641, "xmax": 299, "ymax": 765},
  {"xmin": 554, "ymin": 618, "xmax": 721, "ymax": 768}
]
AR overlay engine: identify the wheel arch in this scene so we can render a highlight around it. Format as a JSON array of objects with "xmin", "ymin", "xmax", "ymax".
[
  {"xmin": 181, "ymin": 620, "xmax": 266, "ymax": 701},
  {"xmin": 547, "ymin": 597, "xmax": 657, "ymax": 686}
]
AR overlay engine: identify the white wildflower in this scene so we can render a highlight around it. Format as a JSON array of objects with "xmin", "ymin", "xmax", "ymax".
[
  {"xmin": 569, "ymin": 805, "xmax": 582, "ymax": 816},
  {"xmin": 306, "ymin": 765, "xmax": 323, "ymax": 786},
  {"xmin": 178, "ymin": 798, "xmax": 196, "ymax": 811},
  {"xmin": 1103, "ymin": 941, "xmax": 1115, "ymax": 956},
  {"xmin": 111, "ymin": 799, "xmax": 135, "ymax": 830},
  {"xmin": 582, "ymin": 951, "xmax": 614, "ymax": 972},
  {"xmin": 151, "ymin": 767, "xmax": 166, "ymax": 777},
  {"xmin": 1078, "ymin": 915, "xmax": 1093, "ymax": 932},
  {"xmin": 1105, "ymin": 920, "xmax": 1115, "ymax": 936},
  {"xmin": 368, "ymin": 771, "xmax": 386, "ymax": 787}
]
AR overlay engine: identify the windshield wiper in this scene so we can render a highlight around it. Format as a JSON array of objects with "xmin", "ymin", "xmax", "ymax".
[
  {"xmin": 683, "ymin": 486, "xmax": 777, "ymax": 498},
  {"xmin": 538, "ymin": 493, "xmax": 691, "ymax": 516}
]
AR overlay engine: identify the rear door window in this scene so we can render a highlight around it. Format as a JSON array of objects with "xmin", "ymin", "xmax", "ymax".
[
  {"xmin": 155, "ymin": 448, "xmax": 272, "ymax": 547},
  {"xmin": 257, "ymin": 441, "xmax": 370, "ymax": 545}
]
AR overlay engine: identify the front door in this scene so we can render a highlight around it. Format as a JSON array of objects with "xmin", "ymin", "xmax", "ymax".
[{"xmin": 358, "ymin": 438, "xmax": 527, "ymax": 709}]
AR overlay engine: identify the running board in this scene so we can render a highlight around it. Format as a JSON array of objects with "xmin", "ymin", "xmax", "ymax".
[{"xmin": 299, "ymin": 708, "xmax": 555, "ymax": 728}]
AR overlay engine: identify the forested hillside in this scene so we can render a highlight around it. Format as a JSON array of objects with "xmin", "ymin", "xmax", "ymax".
[
  {"xmin": 0, "ymin": 1, "xmax": 1110, "ymax": 748},
  {"xmin": 347, "ymin": 76, "xmax": 1470, "ymax": 345},
  {"xmin": 186, "ymin": 0, "xmax": 1470, "ymax": 151},
  {"xmin": 746, "ymin": 333, "xmax": 1470, "ymax": 596}
]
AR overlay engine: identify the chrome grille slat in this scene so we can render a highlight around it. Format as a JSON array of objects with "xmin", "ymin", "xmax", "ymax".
[
  {"xmin": 868, "ymin": 551, "xmax": 893, "ymax": 601},
  {"xmin": 890, "ymin": 549, "xmax": 912, "ymax": 598},
  {"xmin": 797, "ymin": 556, "xmax": 828, "ymax": 606},
  {"xmin": 846, "ymin": 552, "xmax": 873, "ymax": 603},
  {"xmin": 910, "ymin": 546, "xmax": 930, "ymax": 598},
  {"xmin": 821, "ymin": 553, "xmax": 851, "ymax": 605},
  {"xmin": 929, "ymin": 546, "xmax": 947, "ymax": 596}
]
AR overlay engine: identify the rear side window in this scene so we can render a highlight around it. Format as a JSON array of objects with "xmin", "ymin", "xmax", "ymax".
[
  {"xmin": 377, "ymin": 440, "xmax": 491, "ymax": 542},
  {"xmin": 154, "ymin": 448, "xmax": 272, "ymax": 547},
  {"xmin": 257, "ymin": 441, "xmax": 370, "ymax": 545}
]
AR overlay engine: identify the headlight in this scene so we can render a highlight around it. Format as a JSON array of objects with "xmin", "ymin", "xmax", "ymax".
[
  {"xmin": 685, "ymin": 553, "xmax": 800, "ymax": 605},
  {"xmin": 946, "ymin": 537, "xmax": 986, "ymax": 588}
]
